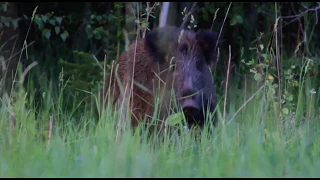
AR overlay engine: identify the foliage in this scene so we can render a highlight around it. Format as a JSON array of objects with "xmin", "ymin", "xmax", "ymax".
[
  {"xmin": 0, "ymin": 1, "xmax": 319, "ymax": 137},
  {"xmin": 0, "ymin": 2, "xmax": 20, "ymax": 30},
  {"xmin": 1, "ymin": 2, "xmax": 320, "ymax": 177}
]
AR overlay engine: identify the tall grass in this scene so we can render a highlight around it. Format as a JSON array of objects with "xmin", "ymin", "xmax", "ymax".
[{"xmin": 0, "ymin": 69, "xmax": 320, "ymax": 177}]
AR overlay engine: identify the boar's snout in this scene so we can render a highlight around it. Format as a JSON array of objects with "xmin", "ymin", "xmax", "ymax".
[
  {"xmin": 178, "ymin": 76, "xmax": 205, "ymax": 125},
  {"xmin": 181, "ymin": 98, "xmax": 200, "ymax": 119},
  {"xmin": 180, "ymin": 77, "xmax": 199, "ymax": 111},
  {"xmin": 181, "ymin": 98, "xmax": 200, "ymax": 116},
  {"xmin": 180, "ymin": 96, "xmax": 205, "ymax": 127}
]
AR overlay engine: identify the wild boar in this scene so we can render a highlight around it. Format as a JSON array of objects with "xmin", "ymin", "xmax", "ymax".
[{"xmin": 102, "ymin": 26, "xmax": 219, "ymax": 131}]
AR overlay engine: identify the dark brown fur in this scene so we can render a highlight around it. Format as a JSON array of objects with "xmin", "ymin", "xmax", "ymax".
[{"xmin": 102, "ymin": 26, "xmax": 219, "ymax": 131}]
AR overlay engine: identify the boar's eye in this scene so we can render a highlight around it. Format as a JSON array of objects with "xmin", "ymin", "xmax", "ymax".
[
  {"xmin": 179, "ymin": 44, "xmax": 188, "ymax": 54},
  {"xmin": 196, "ymin": 59, "xmax": 205, "ymax": 71}
]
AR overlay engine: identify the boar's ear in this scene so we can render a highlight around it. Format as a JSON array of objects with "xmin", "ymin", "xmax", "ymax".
[
  {"xmin": 145, "ymin": 26, "xmax": 181, "ymax": 64},
  {"xmin": 196, "ymin": 30, "xmax": 219, "ymax": 66}
]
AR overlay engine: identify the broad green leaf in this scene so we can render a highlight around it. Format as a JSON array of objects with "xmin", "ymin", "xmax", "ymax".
[
  {"xmin": 11, "ymin": 19, "xmax": 18, "ymax": 30},
  {"xmin": 262, "ymin": 53, "xmax": 268, "ymax": 60},
  {"xmin": 287, "ymin": 94, "xmax": 293, "ymax": 102},
  {"xmin": 34, "ymin": 16, "xmax": 43, "ymax": 29},
  {"xmin": 254, "ymin": 73, "xmax": 262, "ymax": 82},
  {"xmin": 49, "ymin": 19, "xmax": 56, "ymax": 25},
  {"xmin": 45, "ymin": 31, "xmax": 51, "ymax": 39},
  {"xmin": 56, "ymin": 17, "xmax": 62, "ymax": 24},
  {"xmin": 42, "ymin": 29, "xmax": 51, "ymax": 39},
  {"xmin": 55, "ymin": 26, "xmax": 60, "ymax": 34},
  {"xmin": 282, "ymin": 108, "xmax": 289, "ymax": 115},
  {"xmin": 165, "ymin": 112, "xmax": 184, "ymax": 126},
  {"xmin": 230, "ymin": 15, "xmax": 243, "ymax": 26},
  {"xmin": 41, "ymin": 15, "xmax": 47, "ymax": 23},
  {"xmin": 60, "ymin": 31, "xmax": 69, "ymax": 42}
]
